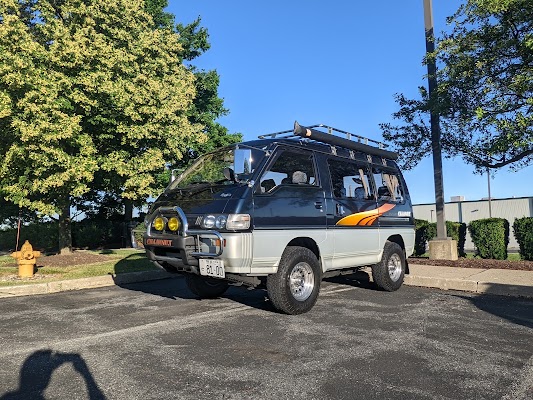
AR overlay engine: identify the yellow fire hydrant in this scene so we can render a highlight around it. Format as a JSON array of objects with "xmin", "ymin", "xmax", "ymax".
[{"xmin": 11, "ymin": 240, "xmax": 41, "ymax": 278}]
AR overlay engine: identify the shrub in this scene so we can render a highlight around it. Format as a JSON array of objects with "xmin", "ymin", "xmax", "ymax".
[
  {"xmin": 414, "ymin": 219, "xmax": 430, "ymax": 256},
  {"xmin": 72, "ymin": 220, "xmax": 124, "ymax": 249},
  {"xmin": 513, "ymin": 217, "xmax": 533, "ymax": 261},
  {"xmin": 0, "ymin": 222, "xmax": 58, "ymax": 252},
  {"xmin": 417, "ymin": 220, "xmax": 467, "ymax": 257},
  {"xmin": 468, "ymin": 218, "xmax": 509, "ymax": 260},
  {"xmin": 132, "ymin": 222, "xmax": 146, "ymax": 248},
  {"xmin": 445, "ymin": 221, "xmax": 467, "ymax": 257}
]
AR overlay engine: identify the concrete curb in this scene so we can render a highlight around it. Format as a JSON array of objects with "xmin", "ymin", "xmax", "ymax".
[
  {"xmin": 403, "ymin": 265, "xmax": 533, "ymax": 299},
  {"xmin": 1, "ymin": 265, "xmax": 532, "ymax": 300},
  {"xmin": 0, "ymin": 270, "xmax": 176, "ymax": 298}
]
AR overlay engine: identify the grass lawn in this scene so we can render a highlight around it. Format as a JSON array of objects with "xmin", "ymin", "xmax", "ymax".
[{"xmin": 0, "ymin": 249, "xmax": 158, "ymax": 287}]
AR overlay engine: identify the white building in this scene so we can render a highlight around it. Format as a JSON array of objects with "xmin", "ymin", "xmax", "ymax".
[{"xmin": 413, "ymin": 196, "xmax": 533, "ymax": 251}]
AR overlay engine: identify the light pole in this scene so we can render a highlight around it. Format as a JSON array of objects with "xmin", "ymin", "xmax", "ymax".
[
  {"xmin": 423, "ymin": 0, "xmax": 457, "ymax": 260},
  {"xmin": 487, "ymin": 168, "xmax": 492, "ymax": 217},
  {"xmin": 423, "ymin": 0, "xmax": 447, "ymax": 240}
]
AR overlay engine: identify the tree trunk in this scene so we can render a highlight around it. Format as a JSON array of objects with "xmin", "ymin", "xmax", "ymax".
[
  {"xmin": 124, "ymin": 199, "xmax": 133, "ymax": 248},
  {"xmin": 58, "ymin": 195, "xmax": 72, "ymax": 255}
]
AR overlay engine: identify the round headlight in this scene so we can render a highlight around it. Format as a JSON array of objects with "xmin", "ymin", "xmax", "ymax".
[
  {"xmin": 203, "ymin": 215, "xmax": 216, "ymax": 229},
  {"xmin": 167, "ymin": 217, "xmax": 179, "ymax": 231},
  {"xmin": 153, "ymin": 217, "xmax": 165, "ymax": 231},
  {"xmin": 215, "ymin": 215, "xmax": 227, "ymax": 229}
]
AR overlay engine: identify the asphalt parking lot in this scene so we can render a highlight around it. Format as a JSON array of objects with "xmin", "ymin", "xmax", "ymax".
[{"xmin": 0, "ymin": 276, "xmax": 532, "ymax": 400}]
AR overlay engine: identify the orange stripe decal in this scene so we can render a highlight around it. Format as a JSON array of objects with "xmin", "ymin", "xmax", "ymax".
[{"xmin": 336, "ymin": 204, "xmax": 395, "ymax": 226}]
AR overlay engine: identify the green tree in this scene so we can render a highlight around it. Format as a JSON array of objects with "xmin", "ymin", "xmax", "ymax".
[
  {"xmin": 381, "ymin": 0, "xmax": 533, "ymax": 173},
  {"xmin": 109, "ymin": 1, "xmax": 241, "ymax": 232},
  {"xmin": 145, "ymin": 1, "xmax": 242, "ymax": 162},
  {"xmin": 0, "ymin": 0, "xmax": 201, "ymax": 253}
]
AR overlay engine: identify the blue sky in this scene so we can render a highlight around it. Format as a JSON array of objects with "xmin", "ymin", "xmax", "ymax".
[{"xmin": 167, "ymin": 0, "xmax": 532, "ymax": 204}]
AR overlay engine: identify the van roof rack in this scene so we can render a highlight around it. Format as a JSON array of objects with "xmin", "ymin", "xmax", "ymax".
[
  {"xmin": 257, "ymin": 121, "xmax": 398, "ymax": 160},
  {"xmin": 259, "ymin": 123, "xmax": 386, "ymax": 148}
]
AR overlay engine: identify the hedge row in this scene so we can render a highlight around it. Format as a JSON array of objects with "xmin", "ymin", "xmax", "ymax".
[
  {"xmin": 513, "ymin": 217, "xmax": 533, "ymax": 261},
  {"xmin": 414, "ymin": 219, "xmax": 467, "ymax": 257},
  {"xmin": 0, "ymin": 220, "xmax": 132, "ymax": 253},
  {"xmin": 3, "ymin": 217, "xmax": 533, "ymax": 261},
  {"xmin": 415, "ymin": 217, "xmax": 533, "ymax": 261},
  {"xmin": 468, "ymin": 218, "xmax": 509, "ymax": 260}
]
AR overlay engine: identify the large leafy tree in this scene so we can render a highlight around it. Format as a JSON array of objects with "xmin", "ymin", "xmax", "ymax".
[
  {"xmin": 85, "ymin": 2, "xmax": 241, "ymax": 235},
  {"xmin": 0, "ymin": 0, "xmax": 201, "ymax": 253},
  {"xmin": 381, "ymin": 0, "xmax": 533, "ymax": 173}
]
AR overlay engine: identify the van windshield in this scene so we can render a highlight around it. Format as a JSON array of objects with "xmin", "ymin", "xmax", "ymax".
[{"xmin": 168, "ymin": 147, "xmax": 262, "ymax": 189}]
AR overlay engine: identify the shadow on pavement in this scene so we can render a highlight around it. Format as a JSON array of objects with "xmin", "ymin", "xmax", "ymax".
[
  {"xmin": 453, "ymin": 291, "xmax": 533, "ymax": 329},
  {"xmin": 116, "ymin": 274, "xmax": 276, "ymax": 312},
  {"xmin": 1, "ymin": 350, "xmax": 105, "ymax": 400},
  {"xmin": 324, "ymin": 270, "xmax": 379, "ymax": 290},
  {"xmin": 113, "ymin": 254, "xmax": 383, "ymax": 313}
]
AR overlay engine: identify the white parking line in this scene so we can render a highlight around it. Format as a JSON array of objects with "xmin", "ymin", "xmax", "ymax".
[
  {"xmin": 321, "ymin": 286, "xmax": 357, "ymax": 296},
  {"xmin": 4, "ymin": 304, "xmax": 253, "ymax": 357}
]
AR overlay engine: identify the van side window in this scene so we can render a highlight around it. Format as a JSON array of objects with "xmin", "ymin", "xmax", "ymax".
[
  {"xmin": 259, "ymin": 150, "xmax": 317, "ymax": 193},
  {"xmin": 372, "ymin": 167, "xmax": 404, "ymax": 203},
  {"xmin": 328, "ymin": 159, "xmax": 372, "ymax": 200}
]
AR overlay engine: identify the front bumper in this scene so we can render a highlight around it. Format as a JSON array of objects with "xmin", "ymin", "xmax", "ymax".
[
  {"xmin": 144, "ymin": 206, "xmax": 223, "ymax": 272},
  {"xmin": 143, "ymin": 206, "xmax": 252, "ymax": 274}
]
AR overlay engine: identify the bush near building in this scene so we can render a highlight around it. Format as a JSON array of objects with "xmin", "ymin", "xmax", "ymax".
[
  {"xmin": 414, "ymin": 219, "xmax": 430, "ymax": 256},
  {"xmin": 414, "ymin": 219, "xmax": 467, "ymax": 257},
  {"xmin": 468, "ymin": 218, "xmax": 509, "ymax": 260},
  {"xmin": 513, "ymin": 217, "xmax": 533, "ymax": 261}
]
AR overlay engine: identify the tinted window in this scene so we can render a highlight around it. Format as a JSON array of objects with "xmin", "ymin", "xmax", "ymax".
[
  {"xmin": 259, "ymin": 150, "xmax": 317, "ymax": 193},
  {"xmin": 372, "ymin": 167, "xmax": 404, "ymax": 203},
  {"xmin": 328, "ymin": 159, "xmax": 373, "ymax": 200}
]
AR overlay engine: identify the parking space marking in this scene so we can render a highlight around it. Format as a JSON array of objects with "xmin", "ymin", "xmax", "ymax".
[
  {"xmin": 321, "ymin": 285, "xmax": 357, "ymax": 296},
  {"xmin": 4, "ymin": 303, "xmax": 254, "ymax": 358}
]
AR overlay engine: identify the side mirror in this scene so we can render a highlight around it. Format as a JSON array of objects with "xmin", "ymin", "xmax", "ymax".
[{"xmin": 234, "ymin": 149, "xmax": 252, "ymax": 175}]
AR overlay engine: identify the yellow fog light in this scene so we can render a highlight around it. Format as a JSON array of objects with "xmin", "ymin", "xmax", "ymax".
[
  {"xmin": 167, "ymin": 217, "xmax": 179, "ymax": 231},
  {"xmin": 153, "ymin": 217, "xmax": 165, "ymax": 231}
]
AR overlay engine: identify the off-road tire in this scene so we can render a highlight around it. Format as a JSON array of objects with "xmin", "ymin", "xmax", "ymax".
[
  {"xmin": 372, "ymin": 241, "xmax": 406, "ymax": 291},
  {"xmin": 185, "ymin": 274, "xmax": 229, "ymax": 298},
  {"xmin": 266, "ymin": 246, "xmax": 321, "ymax": 315}
]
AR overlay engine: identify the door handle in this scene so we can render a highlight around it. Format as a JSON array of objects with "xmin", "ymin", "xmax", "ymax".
[{"xmin": 314, "ymin": 201, "xmax": 323, "ymax": 210}]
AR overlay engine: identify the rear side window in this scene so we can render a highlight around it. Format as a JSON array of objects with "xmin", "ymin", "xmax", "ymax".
[
  {"xmin": 328, "ymin": 159, "xmax": 373, "ymax": 200},
  {"xmin": 372, "ymin": 167, "xmax": 404, "ymax": 203},
  {"xmin": 259, "ymin": 150, "xmax": 317, "ymax": 193}
]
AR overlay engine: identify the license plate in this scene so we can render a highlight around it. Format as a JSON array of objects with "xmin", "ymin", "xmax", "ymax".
[{"xmin": 199, "ymin": 259, "xmax": 225, "ymax": 278}]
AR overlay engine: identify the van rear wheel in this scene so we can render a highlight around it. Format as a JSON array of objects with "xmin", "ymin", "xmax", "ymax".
[
  {"xmin": 266, "ymin": 246, "xmax": 321, "ymax": 315},
  {"xmin": 185, "ymin": 274, "xmax": 229, "ymax": 298},
  {"xmin": 372, "ymin": 241, "xmax": 406, "ymax": 291}
]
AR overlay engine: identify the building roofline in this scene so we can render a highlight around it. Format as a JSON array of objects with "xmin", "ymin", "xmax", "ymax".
[{"xmin": 413, "ymin": 195, "xmax": 533, "ymax": 206}]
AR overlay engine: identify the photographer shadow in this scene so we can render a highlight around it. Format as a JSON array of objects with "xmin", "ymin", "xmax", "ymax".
[{"xmin": 1, "ymin": 350, "xmax": 105, "ymax": 400}]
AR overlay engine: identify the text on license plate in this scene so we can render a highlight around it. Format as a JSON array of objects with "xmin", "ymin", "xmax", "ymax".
[{"xmin": 199, "ymin": 259, "xmax": 225, "ymax": 278}]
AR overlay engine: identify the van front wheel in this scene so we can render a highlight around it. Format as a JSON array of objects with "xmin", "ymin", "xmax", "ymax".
[
  {"xmin": 267, "ymin": 246, "xmax": 321, "ymax": 315},
  {"xmin": 372, "ymin": 241, "xmax": 406, "ymax": 291}
]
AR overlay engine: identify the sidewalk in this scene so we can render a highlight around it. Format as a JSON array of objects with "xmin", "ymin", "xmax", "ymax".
[
  {"xmin": 404, "ymin": 264, "xmax": 533, "ymax": 299},
  {"xmin": 0, "ymin": 264, "xmax": 532, "ymax": 299}
]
